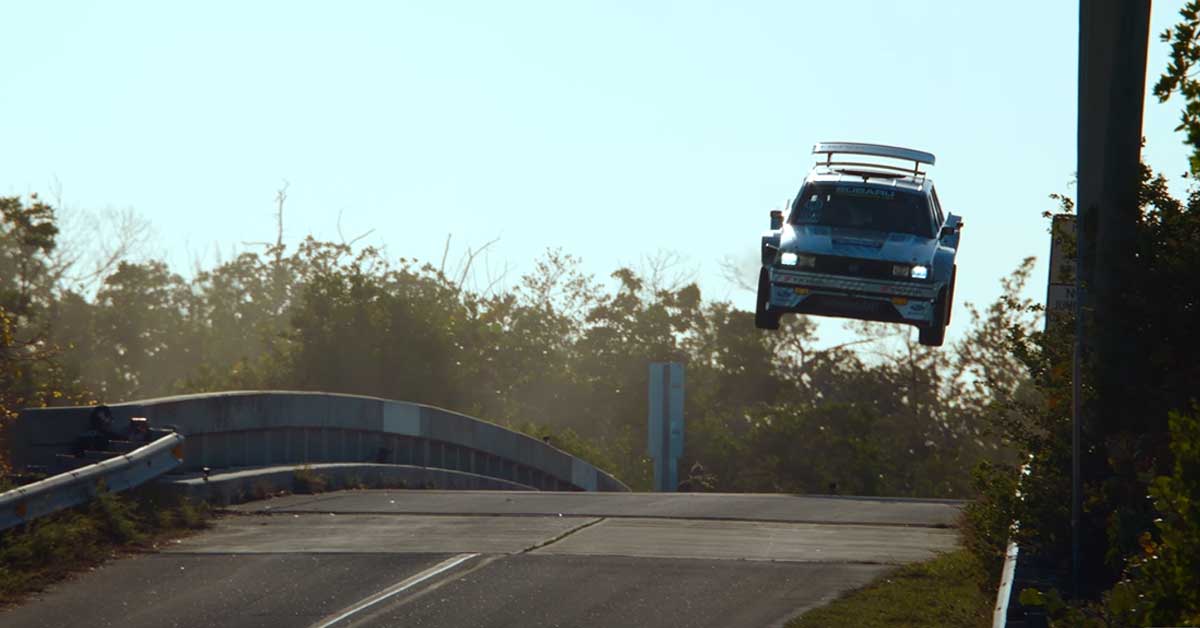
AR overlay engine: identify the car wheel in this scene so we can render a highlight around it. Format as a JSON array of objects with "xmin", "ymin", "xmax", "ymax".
[
  {"xmin": 945, "ymin": 265, "xmax": 957, "ymax": 326},
  {"xmin": 918, "ymin": 287, "xmax": 949, "ymax": 347},
  {"xmin": 755, "ymin": 268, "xmax": 781, "ymax": 330}
]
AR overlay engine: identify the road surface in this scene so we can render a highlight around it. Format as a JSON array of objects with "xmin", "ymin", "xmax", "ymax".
[{"xmin": 1, "ymin": 490, "xmax": 960, "ymax": 628}]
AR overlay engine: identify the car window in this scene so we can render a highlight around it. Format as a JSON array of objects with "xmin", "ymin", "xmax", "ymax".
[
  {"xmin": 931, "ymin": 186, "xmax": 945, "ymax": 225},
  {"xmin": 790, "ymin": 183, "xmax": 934, "ymax": 237}
]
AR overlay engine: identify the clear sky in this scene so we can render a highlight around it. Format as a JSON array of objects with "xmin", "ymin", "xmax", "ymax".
[{"xmin": 1, "ymin": 1, "xmax": 1191, "ymax": 347}]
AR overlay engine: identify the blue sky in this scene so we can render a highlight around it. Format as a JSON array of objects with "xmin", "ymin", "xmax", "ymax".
[{"xmin": 1, "ymin": 1, "xmax": 1191, "ymax": 347}]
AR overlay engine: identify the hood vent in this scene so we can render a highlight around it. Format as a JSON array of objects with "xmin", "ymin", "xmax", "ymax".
[{"xmin": 832, "ymin": 236, "xmax": 885, "ymax": 249}]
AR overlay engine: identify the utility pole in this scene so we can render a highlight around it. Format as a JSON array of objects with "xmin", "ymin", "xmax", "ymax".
[{"xmin": 1075, "ymin": 0, "xmax": 1151, "ymax": 598}]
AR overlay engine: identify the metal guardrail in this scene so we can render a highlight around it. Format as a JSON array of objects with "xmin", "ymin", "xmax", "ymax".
[
  {"xmin": 992, "ymin": 463, "xmax": 1031, "ymax": 628},
  {"xmin": 992, "ymin": 540, "xmax": 1020, "ymax": 627},
  {"xmin": 0, "ymin": 432, "xmax": 185, "ymax": 532}
]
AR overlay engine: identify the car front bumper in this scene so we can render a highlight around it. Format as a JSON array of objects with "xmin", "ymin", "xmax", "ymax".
[{"xmin": 767, "ymin": 267, "xmax": 942, "ymax": 325}]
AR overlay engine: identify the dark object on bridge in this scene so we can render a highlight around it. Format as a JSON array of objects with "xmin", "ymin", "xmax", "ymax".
[
  {"xmin": 73, "ymin": 405, "xmax": 119, "ymax": 455},
  {"xmin": 542, "ymin": 435, "xmax": 552, "ymax": 446},
  {"xmin": 678, "ymin": 462, "xmax": 715, "ymax": 493},
  {"xmin": 62, "ymin": 408, "xmax": 162, "ymax": 473},
  {"xmin": 129, "ymin": 417, "xmax": 151, "ymax": 442},
  {"xmin": 91, "ymin": 404, "xmax": 116, "ymax": 433}
]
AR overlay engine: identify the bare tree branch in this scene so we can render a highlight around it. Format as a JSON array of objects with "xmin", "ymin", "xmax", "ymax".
[
  {"xmin": 718, "ymin": 254, "xmax": 757, "ymax": 293},
  {"xmin": 336, "ymin": 208, "xmax": 376, "ymax": 247},
  {"xmin": 480, "ymin": 250, "xmax": 512, "ymax": 298},
  {"xmin": 637, "ymin": 249, "xmax": 694, "ymax": 294},
  {"xmin": 49, "ymin": 202, "xmax": 154, "ymax": 295},
  {"xmin": 274, "ymin": 182, "xmax": 287, "ymax": 254},
  {"xmin": 439, "ymin": 234, "xmax": 452, "ymax": 277},
  {"xmin": 453, "ymin": 236, "xmax": 501, "ymax": 291},
  {"xmin": 243, "ymin": 181, "xmax": 290, "ymax": 261}
]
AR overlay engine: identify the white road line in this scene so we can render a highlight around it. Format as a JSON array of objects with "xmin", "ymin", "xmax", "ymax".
[{"xmin": 313, "ymin": 553, "xmax": 479, "ymax": 627}]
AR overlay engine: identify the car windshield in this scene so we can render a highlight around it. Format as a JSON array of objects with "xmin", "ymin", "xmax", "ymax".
[{"xmin": 789, "ymin": 183, "xmax": 933, "ymax": 237}]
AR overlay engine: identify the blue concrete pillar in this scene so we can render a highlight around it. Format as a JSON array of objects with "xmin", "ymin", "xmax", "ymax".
[{"xmin": 648, "ymin": 362, "xmax": 684, "ymax": 492}]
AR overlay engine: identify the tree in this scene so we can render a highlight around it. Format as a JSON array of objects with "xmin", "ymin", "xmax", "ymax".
[
  {"xmin": 1155, "ymin": 0, "xmax": 1200, "ymax": 176},
  {"xmin": 0, "ymin": 195, "xmax": 86, "ymax": 471}
]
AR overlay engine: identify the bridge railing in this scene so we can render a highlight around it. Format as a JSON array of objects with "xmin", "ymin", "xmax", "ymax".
[
  {"xmin": 0, "ymin": 432, "xmax": 185, "ymax": 532},
  {"xmin": 10, "ymin": 391, "xmax": 628, "ymax": 493}
]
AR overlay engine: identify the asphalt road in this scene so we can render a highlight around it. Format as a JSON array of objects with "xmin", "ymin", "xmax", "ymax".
[{"xmin": 1, "ymin": 490, "xmax": 961, "ymax": 628}]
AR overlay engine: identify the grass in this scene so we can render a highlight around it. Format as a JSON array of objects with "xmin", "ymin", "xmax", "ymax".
[
  {"xmin": 787, "ymin": 549, "xmax": 994, "ymax": 628},
  {"xmin": 292, "ymin": 464, "xmax": 328, "ymax": 494},
  {"xmin": 288, "ymin": 465, "xmax": 438, "ymax": 496},
  {"xmin": 0, "ymin": 485, "xmax": 211, "ymax": 607}
]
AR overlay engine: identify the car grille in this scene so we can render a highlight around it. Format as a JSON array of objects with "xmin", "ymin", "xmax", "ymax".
[
  {"xmin": 771, "ymin": 269, "xmax": 938, "ymax": 298},
  {"xmin": 814, "ymin": 255, "xmax": 919, "ymax": 282}
]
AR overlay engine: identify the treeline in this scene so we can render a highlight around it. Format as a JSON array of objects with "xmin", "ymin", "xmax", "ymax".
[{"xmin": 2, "ymin": 194, "xmax": 1037, "ymax": 494}]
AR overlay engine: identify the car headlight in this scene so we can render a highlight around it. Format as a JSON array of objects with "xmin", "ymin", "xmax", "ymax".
[
  {"xmin": 910, "ymin": 265, "xmax": 929, "ymax": 279},
  {"xmin": 779, "ymin": 253, "xmax": 816, "ymax": 268}
]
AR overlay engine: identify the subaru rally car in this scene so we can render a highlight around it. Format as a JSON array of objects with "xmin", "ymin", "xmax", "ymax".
[{"xmin": 756, "ymin": 142, "xmax": 962, "ymax": 346}]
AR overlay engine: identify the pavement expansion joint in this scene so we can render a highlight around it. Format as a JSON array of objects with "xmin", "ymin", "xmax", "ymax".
[
  {"xmin": 223, "ymin": 508, "xmax": 958, "ymax": 528},
  {"xmin": 518, "ymin": 550, "xmax": 912, "ymax": 567}
]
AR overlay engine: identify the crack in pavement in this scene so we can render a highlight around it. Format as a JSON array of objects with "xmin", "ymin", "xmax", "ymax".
[{"xmin": 520, "ymin": 517, "xmax": 606, "ymax": 553}]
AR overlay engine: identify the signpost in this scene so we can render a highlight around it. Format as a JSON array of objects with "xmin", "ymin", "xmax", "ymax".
[
  {"xmin": 1045, "ymin": 214, "xmax": 1077, "ymax": 327},
  {"xmin": 648, "ymin": 362, "xmax": 684, "ymax": 492}
]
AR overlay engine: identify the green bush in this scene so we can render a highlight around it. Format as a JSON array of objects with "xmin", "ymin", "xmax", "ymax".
[
  {"xmin": 0, "ymin": 486, "xmax": 209, "ymax": 605},
  {"xmin": 961, "ymin": 461, "xmax": 1020, "ymax": 584},
  {"xmin": 1101, "ymin": 409, "xmax": 1200, "ymax": 625}
]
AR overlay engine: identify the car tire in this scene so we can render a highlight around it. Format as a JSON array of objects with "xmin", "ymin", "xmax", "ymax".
[
  {"xmin": 918, "ymin": 287, "xmax": 949, "ymax": 347},
  {"xmin": 755, "ymin": 268, "xmax": 781, "ymax": 330},
  {"xmin": 945, "ymin": 265, "xmax": 957, "ymax": 326}
]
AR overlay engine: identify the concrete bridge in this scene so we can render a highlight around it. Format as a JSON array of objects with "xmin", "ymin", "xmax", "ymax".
[{"xmin": 9, "ymin": 391, "xmax": 628, "ymax": 493}]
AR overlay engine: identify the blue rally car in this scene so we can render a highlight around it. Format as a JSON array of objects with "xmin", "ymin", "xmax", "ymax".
[{"xmin": 756, "ymin": 142, "xmax": 962, "ymax": 346}]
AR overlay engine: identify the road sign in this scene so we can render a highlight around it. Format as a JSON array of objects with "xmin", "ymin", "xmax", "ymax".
[
  {"xmin": 1048, "ymin": 284, "xmax": 1077, "ymax": 312},
  {"xmin": 648, "ymin": 362, "xmax": 684, "ymax": 492},
  {"xmin": 1046, "ymin": 214, "xmax": 1077, "ymax": 323}
]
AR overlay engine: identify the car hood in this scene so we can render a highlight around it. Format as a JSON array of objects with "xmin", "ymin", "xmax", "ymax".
[{"xmin": 782, "ymin": 225, "xmax": 938, "ymax": 264}]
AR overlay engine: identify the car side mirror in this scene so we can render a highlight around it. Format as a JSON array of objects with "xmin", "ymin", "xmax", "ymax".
[
  {"xmin": 941, "ymin": 220, "xmax": 962, "ymax": 238},
  {"xmin": 770, "ymin": 210, "xmax": 783, "ymax": 230}
]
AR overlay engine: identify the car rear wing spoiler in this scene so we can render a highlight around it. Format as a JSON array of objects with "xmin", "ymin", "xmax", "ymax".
[{"xmin": 812, "ymin": 142, "xmax": 936, "ymax": 177}]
